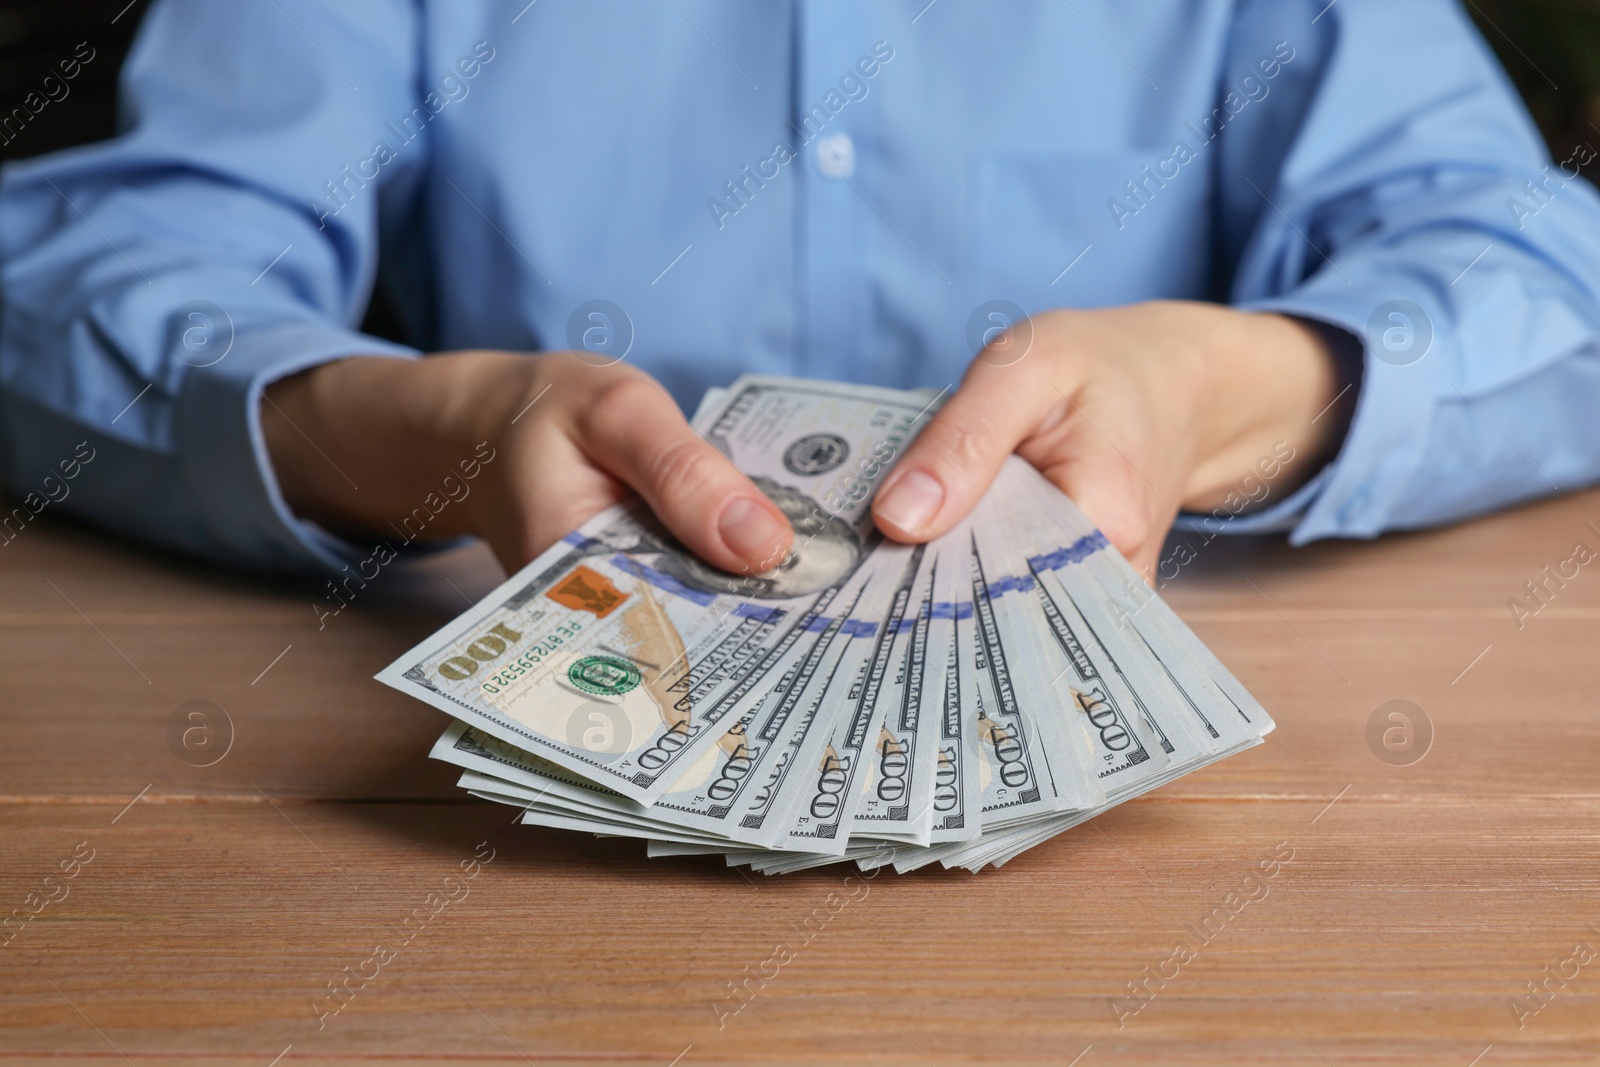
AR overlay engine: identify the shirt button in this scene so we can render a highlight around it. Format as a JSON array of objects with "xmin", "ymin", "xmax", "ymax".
[{"xmin": 815, "ymin": 132, "xmax": 856, "ymax": 179}]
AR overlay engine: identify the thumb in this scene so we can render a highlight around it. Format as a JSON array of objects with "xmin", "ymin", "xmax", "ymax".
[
  {"xmin": 578, "ymin": 376, "xmax": 794, "ymax": 575},
  {"xmin": 873, "ymin": 353, "xmax": 1062, "ymax": 542}
]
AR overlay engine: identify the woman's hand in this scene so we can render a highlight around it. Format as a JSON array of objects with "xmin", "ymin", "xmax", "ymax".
[
  {"xmin": 262, "ymin": 350, "xmax": 794, "ymax": 574},
  {"xmin": 871, "ymin": 301, "xmax": 1355, "ymax": 577}
]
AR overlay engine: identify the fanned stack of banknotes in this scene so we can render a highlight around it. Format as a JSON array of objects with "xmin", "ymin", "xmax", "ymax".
[{"xmin": 378, "ymin": 377, "xmax": 1273, "ymax": 874}]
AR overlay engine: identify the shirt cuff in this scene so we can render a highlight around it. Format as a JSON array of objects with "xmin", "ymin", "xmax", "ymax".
[
  {"xmin": 1225, "ymin": 286, "xmax": 1447, "ymax": 546},
  {"xmin": 174, "ymin": 321, "xmax": 420, "ymax": 573},
  {"xmin": 1173, "ymin": 313, "xmax": 1363, "ymax": 537},
  {"xmin": 1173, "ymin": 465, "xmax": 1332, "ymax": 537}
]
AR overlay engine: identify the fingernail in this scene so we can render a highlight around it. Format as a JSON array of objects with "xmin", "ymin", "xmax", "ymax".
[
  {"xmin": 876, "ymin": 469, "xmax": 945, "ymax": 535},
  {"xmin": 718, "ymin": 496, "xmax": 789, "ymax": 568}
]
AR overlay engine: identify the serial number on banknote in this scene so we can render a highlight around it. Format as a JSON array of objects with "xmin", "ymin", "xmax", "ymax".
[{"xmin": 433, "ymin": 620, "xmax": 588, "ymax": 694}]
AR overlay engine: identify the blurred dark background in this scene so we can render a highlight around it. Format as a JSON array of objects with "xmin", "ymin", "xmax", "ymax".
[
  {"xmin": 0, "ymin": 0, "xmax": 135, "ymax": 166},
  {"xmin": 1467, "ymin": 0, "xmax": 1600, "ymax": 153}
]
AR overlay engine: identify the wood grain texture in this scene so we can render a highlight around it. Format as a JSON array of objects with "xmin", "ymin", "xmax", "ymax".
[{"xmin": 3, "ymin": 493, "xmax": 1599, "ymax": 1066}]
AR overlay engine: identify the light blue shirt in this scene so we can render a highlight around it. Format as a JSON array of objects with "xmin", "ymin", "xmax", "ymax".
[{"xmin": 4, "ymin": 0, "xmax": 1600, "ymax": 572}]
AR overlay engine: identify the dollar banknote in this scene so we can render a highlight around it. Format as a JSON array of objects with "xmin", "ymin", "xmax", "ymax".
[
  {"xmin": 377, "ymin": 377, "xmax": 939, "ymax": 804},
  {"xmin": 382, "ymin": 375, "xmax": 1274, "ymax": 872}
]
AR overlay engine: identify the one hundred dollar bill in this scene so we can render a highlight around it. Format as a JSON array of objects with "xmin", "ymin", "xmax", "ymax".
[
  {"xmin": 395, "ymin": 376, "xmax": 1275, "ymax": 875},
  {"xmin": 378, "ymin": 377, "xmax": 938, "ymax": 804}
]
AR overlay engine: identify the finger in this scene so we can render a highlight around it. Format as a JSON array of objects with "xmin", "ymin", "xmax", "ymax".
[
  {"xmin": 874, "ymin": 352, "xmax": 1065, "ymax": 542},
  {"xmin": 1026, "ymin": 438, "xmax": 1167, "ymax": 581},
  {"xmin": 1125, "ymin": 538, "xmax": 1162, "ymax": 589},
  {"xmin": 471, "ymin": 422, "xmax": 630, "ymax": 572},
  {"xmin": 577, "ymin": 376, "xmax": 794, "ymax": 574}
]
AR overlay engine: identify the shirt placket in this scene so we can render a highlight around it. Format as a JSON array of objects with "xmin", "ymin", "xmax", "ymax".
[{"xmin": 793, "ymin": 0, "xmax": 871, "ymax": 382}]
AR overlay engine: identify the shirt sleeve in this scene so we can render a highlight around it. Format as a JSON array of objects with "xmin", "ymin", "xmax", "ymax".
[
  {"xmin": 0, "ymin": 0, "xmax": 425, "ymax": 572},
  {"xmin": 1188, "ymin": 0, "xmax": 1600, "ymax": 544}
]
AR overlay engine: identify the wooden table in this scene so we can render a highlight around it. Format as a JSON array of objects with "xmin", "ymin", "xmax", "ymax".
[{"xmin": 3, "ymin": 489, "xmax": 1598, "ymax": 1067}]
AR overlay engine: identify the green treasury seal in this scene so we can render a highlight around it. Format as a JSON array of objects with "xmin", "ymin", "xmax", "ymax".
[{"xmin": 567, "ymin": 655, "xmax": 642, "ymax": 696}]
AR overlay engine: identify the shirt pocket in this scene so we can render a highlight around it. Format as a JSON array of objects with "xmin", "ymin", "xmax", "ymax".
[{"xmin": 966, "ymin": 152, "xmax": 1213, "ymax": 313}]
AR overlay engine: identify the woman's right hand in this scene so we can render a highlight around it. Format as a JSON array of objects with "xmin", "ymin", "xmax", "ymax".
[{"xmin": 262, "ymin": 350, "xmax": 794, "ymax": 574}]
